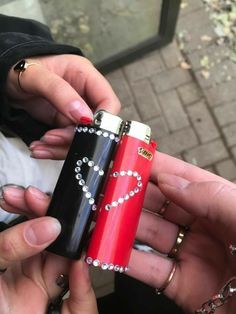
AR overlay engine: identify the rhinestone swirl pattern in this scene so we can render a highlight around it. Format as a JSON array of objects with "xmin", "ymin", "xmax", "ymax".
[
  {"xmin": 104, "ymin": 170, "xmax": 142, "ymax": 211},
  {"xmin": 86, "ymin": 256, "xmax": 128, "ymax": 273},
  {"xmin": 75, "ymin": 157, "xmax": 105, "ymax": 211}
]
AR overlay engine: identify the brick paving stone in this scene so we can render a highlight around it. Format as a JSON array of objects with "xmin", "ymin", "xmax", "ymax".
[
  {"xmin": 213, "ymin": 101, "xmax": 236, "ymax": 126},
  {"xmin": 158, "ymin": 90, "xmax": 189, "ymax": 131},
  {"xmin": 195, "ymin": 59, "xmax": 236, "ymax": 89},
  {"xmin": 123, "ymin": 51, "xmax": 165, "ymax": 83},
  {"xmin": 105, "ymin": 69, "xmax": 133, "ymax": 107},
  {"xmin": 183, "ymin": 139, "xmax": 229, "ymax": 167},
  {"xmin": 215, "ymin": 159, "xmax": 236, "ymax": 181},
  {"xmin": 151, "ymin": 67, "xmax": 192, "ymax": 94},
  {"xmin": 186, "ymin": 100, "xmax": 219, "ymax": 143},
  {"xmin": 222, "ymin": 123, "xmax": 236, "ymax": 147},
  {"xmin": 177, "ymin": 82, "xmax": 203, "ymax": 105},
  {"xmin": 187, "ymin": 44, "xmax": 230, "ymax": 71},
  {"xmin": 203, "ymin": 78, "xmax": 236, "ymax": 107},
  {"xmin": 231, "ymin": 146, "xmax": 236, "ymax": 162},
  {"xmin": 176, "ymin": 21, "xmax": 216, "ymax": 55},
  {"xmin": 120, "ymin": 103, "xmax": 141, "ymax": 121},
  {"xmin": 146, "ymin": 116, "xmax": 169, "ymax": 141},
  {"xmin": 178, "ymin": 7, "xmax": 213, "ymax": 31},
  {"xmin": 157, "ymin": 127, "xmax": 198, "ymax": 156},
  {"xmin": 160, "ymin": 40, "xmax": 182, "ymax": 69},
  {"xmin": 131, "ymin": 79, "xmax": 161, "ymax": 121},
  {"xmin": 179, "ymin": 0, "xmax": 204, "ymax": 16}
]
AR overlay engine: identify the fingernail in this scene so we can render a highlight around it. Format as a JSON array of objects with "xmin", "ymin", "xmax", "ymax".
[
  {"xmin": 158, "ymin": 174, "xmax": 190, "ymax": 190},
  {"xmin": 69, "ymin": 100, "xmax": 93, "ymax": 123},
  {"xmin": 24, "ymin": 217, "xmax": 61, "ymax": 246},
  {"xmin": 27, "ymin": 186, "xmax": 50, "ymax": 200},
  {"xmin": 1, "ymin": 185, "xmax": 25, "ymax": 199},
  {"xmin": 80, "ymin": 116, "xmax": 93, "ymax": 124},
  {"xmin": 40, "ymin": 135, "xmax": 63, "ymax": 144},
  {"xmin": 30, "ymin": 150, "xmax": 53, "ymax": 159}
]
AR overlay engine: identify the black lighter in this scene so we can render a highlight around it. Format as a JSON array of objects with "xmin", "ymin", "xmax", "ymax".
[{"xmin": 46, "ymin": 110, "xmax": 123, "ymax": 259}]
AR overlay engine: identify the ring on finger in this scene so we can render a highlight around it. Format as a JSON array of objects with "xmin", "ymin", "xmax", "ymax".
[
  {"xmin": 14, "ymin": 59, "xmax": 39, "ymax": 93},
  {"xmin": 155, "ymin": 261, "xmax": 177, "ymax": 295},
  {"xmin": 168, "ymin": 226, "xmax": 187, "ymax": 259}
]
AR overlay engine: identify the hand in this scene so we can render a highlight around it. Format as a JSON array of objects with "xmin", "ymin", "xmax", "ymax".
[
  {"xmin": 0, "ymin": 186, "xmax": 98, "ymax": 314},
  {"xmin": 127, "ymin": 151, "xmax": 236, "ymax": 314},
  {"xmin": 6, "ymin": 54, "xmax": 120, "ymax": 128}
]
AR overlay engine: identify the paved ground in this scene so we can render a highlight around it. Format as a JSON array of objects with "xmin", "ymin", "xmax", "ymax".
[{"xmin": 1, "ymin": 0, "xmax": 236, "ymax": 298}]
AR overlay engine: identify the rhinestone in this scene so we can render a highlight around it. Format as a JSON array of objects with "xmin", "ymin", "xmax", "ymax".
[
  {"xmin": 82, "ymin": 185, "xmax": 88, "ymax": 192},
  {"xmin": 112, "ymin": 201, "xmax": 118, "ymax": 207},
  {"xmin": 138, "ymin": 181, "xmax": 142, "ymax": 187},
  {"xmin": 137, "ymin": 175, "xmax": 142, "ymax": 181},
  {"xmin": 113, "ymin": 172, "xmax": 119, "ymax": 177},
  {"xmin": 108, "ymin": 264, "xmax": 114, "ymax": 270},
  {"xmin": 129, "ymin": 191, "xmax": 135, "ymax": 197},
  {"xmin": 75, "ymin": 174, "xmax": 82, "ymax": 180},
  {"xmin": 89, "ymin": 198, "xmax": 95, "ymax": 205},
  {"xmin": 118, "ymin": 197, "xmax": 124, "ymax": 204},
  {"xmin": 134, "ymin": 187, "xmax": 139, "ymax": 193},
  {"xmin": 79, "ymin": 179, "xmax": 85, "ymax": 186},
  {"xmin": 105, "ymin": 204, "xmax": 111, "ymax": 211},
  {"xmin": 91, "ymin": 204, "xmax": 97, "ymax": 211},
  {"xmin": 124, "ymin": 194, "xmax": 129, "ymax": 200},
  {"xmin": 96, "ymin": 130, "xmax": 102, "ymax": 136},
  {"xmin": 109, "ymin": 134, "xmax": 115, "ymax": 140},
  {"xmin": 86, "ymin": 257, "xmax": 93, "ymax": 264},
  {"xmin": 93, "ymin": 259, "xmax": 100, "ymax": 267},
  {"xmin": 83, "ymin": 127, "xmax": 88, "ymax": 132},
  {"xmin": 75, "ymin": 167, "xmax": 81, "ymax": 173},
  {"xmin": 99, "ymin": 169, "xmax": 104, "ymax": 176},
  {"xmin": 94, "ymin": 165, "xmax": 99, "ymax": 171},
  {"xmin": 127, "ymin": 170, "xmax": 132, "ymax": 176},
  {"xmin": 114, "ymin": 265, "xmax": 120, "ymax": 272},
  {"xmin": 77, "ymin": 127, "xmax": 82, "ymax": 132},
  {"xmin": 103, "ymin": 132, "xmax": 108, "ymax": 137},
  {"xmin": 89, "ymin": 128, "xmax": 94, "ymax": 133},
  {"xmin": 125, "ymin": 267, "xmax": 129, "ymax": 272},
  {"xmin": 83, "ymin": 157, "xmax": 88, "ymax": 163},
  {"xmin": 88, "ymin": 161, "xmax": 94, "ymax": 167},
  {"xmin": 101, "ymin": 263, "xmax": 109, "ymax": 270},
  {"xmin": 120, "ymin": 171, "xmax": 126, "ymax": 176},
  {"xmin": 119, "ymin": 267, "xmax": 124, "ymax": 273},
  {"xmin": 115, "ymin": 137, "xmax": 119, "ymax": 142},
  {"xmin": 133, "ymin": 171, "xmax": 138, "ymax": 177},
  {"xmin": 85, "ymin": 192, "xmax": 91, "ymax": 198},
  {"xmin": 76, "ymin": 160, "xmax": 82, "ymax": 166}
]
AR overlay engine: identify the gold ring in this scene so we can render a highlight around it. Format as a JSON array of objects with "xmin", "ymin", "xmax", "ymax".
[
  {"xmin": 13, "ymin": 59, "xmax": 39, "ymax": 92},
  {"xmin": 155, "ymin": 261, "xmax": 177, "ymax": 295},
  {"xmin": 168, "ymin": 226, "xmax": 187, "ymax": 258}
]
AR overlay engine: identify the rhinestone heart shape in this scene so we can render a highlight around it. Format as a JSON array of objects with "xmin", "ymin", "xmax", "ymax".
[
  {"xmin": 75, "ymin": 157, "xmax": 104, "ymax": 211},
  {"xmin": 104, "ymin": 170, "xmax": 143, "ymax": 211}
]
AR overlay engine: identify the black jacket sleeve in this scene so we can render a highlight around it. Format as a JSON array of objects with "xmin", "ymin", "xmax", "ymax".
[{"xmin": 0, "ymin": 14, "xmax": 83, "ymax": 144}]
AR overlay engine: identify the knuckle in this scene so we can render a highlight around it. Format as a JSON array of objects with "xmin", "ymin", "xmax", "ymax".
[{"xmin": 0, "ymin": 232, "xmax": 19, "ymax": 265}]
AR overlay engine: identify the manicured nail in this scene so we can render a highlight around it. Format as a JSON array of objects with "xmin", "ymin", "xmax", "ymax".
[
  {"xmin": 69, "ymin": 100, "xmax": 93, "ymax": 123},
  {"xmin": 80, "ymin": 116, "xmax": 93, "ymax": 124},
  {"xmin": 24, "ymin": 217, "xmax": 61, "ymax": 246},
  {"xmin": 40, "ymin": 135, "xmax": 64, "ymax": 144},
  {"xmin": 27, "ymin": 186, "xmax": 50, "ymax": 200},
  {"xmin": 158, "ymin": 174, "xmax": 190, "ymax": 190}
]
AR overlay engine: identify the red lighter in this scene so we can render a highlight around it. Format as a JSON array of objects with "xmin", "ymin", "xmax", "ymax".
[{"xmin": 86, "ymin": 120, "xmax": 157, "ymax": 272}]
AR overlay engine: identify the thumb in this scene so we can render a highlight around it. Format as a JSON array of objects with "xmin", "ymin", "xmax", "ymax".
[{"xmin": 158, "ymin": 173, "xmax": 236, "ymax": 227}]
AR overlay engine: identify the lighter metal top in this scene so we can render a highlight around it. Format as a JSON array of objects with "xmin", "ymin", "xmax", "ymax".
[
  {"xmin": 93, "ymin": 110, "xmax": 123, "ymax": 136},
  {"xmin": 124, "ymin": 120, "xmax": 151, "ymax": 144}
]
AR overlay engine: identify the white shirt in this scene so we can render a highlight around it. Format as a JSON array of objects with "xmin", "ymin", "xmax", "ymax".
[{"xmin": 0, "ymin": 132, "xmax": 63, "ymax": 222}]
